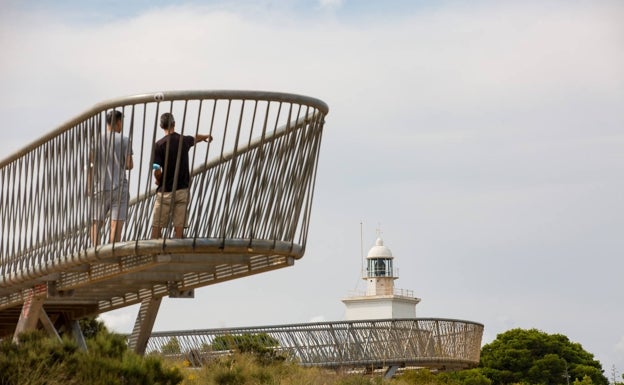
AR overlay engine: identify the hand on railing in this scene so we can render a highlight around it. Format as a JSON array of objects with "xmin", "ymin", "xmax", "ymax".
[
  {"xmin": 196, "ymin": 134, "xmax": 213, "ymax": 143},
  {"xmin": 153, "ymin": 163, "xmax": 162, "ymax": 186}
]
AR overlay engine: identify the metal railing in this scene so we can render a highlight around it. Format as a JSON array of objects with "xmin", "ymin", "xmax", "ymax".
[
  {"xmin": 146, "ymin": 318, "xmax": 484, "ymax": 371},
  {"xmin": 0, "ymin": 90, "xmax": 328, "ymax": 334},
  {"xmin": 347, "ymin": 288, "xmax": 415, "ymax": 298}
]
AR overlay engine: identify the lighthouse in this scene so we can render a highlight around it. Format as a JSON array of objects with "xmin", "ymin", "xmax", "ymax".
[{"xmin": 342, "ymin": 237, "xmax": 421, "ymax": 320}]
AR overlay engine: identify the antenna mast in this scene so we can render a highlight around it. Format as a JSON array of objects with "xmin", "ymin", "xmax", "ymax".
[{"xmin": 360, "ymin": 221, "xmax": 364, "ymax": 277}]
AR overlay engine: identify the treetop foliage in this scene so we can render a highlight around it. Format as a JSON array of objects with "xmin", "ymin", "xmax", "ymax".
[{"xmin": 479, "ymin": 328, "xmax": 607, "ymax": 385}]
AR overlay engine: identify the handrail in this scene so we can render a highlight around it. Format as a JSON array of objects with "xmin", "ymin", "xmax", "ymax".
[
  {"xmin": 0, "ymin": 91, "xmax": 328, "ymax": 167},
  {"xmin": 346, "ymin": 288, "xmax": 416, "ymax": 298}
]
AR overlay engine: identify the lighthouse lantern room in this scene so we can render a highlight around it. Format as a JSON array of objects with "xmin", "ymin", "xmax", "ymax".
[{"xmin": 342, "ymin": 236, "xmax": 421, "ymax": 320}]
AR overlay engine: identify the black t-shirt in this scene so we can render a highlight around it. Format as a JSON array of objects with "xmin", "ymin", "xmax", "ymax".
[{"xmin": 153, "ymin": 132, "xmax": 196, "ymax": 192}]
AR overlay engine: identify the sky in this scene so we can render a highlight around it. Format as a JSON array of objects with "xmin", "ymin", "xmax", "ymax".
[{"xmin": 1, "ymin": 0, "xmax": 623, "ymax": 375}]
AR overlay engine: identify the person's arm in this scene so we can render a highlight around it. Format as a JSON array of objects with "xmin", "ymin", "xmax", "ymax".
[
  {"xmin": 125, "ymin": 154, "xmax": 134, "ymax": 170},
  {"xmin": 195, "ymin": 134, "xmax": 213, "ymax": 143},
  {"xmin": 153, "ymin": 165, "xmax": 163, "ymax": 186},
  {"xmin": 125, "ymin": 139, "xmax": 134, "ymax": 170},
  {"xmin": 86, "ymin": 152, "xmax": 94, "ymax": 195},
  {"xmin": 152, "ymin": 145, "xmax": 163, "ymax": 186}
]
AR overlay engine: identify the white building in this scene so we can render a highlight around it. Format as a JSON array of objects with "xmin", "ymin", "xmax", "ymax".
[{"xmin": 342, "ymin": 237, "xmax": 421, "ymax": 320}]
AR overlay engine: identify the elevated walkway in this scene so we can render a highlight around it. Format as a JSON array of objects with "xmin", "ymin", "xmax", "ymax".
[
  {"xmin": 146, "ymin": 318, "xmax": 484, "ymax": 375},
  {"xmin": 0, "ymin": 90, "xmax": 328, "ymax": 352}
]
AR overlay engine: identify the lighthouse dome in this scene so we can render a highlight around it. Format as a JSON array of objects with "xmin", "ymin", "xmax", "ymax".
[{"xmin": 366, "ymin": 237, "xmax": 393, "ymax": 259}]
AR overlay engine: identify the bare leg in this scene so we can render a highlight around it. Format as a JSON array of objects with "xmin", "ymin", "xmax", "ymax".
[
  {"xmin": 151, "ymin": 226, "xmax": 162, "ymax": 239},
  {"xmin": 91, "ymin": 221, "xmax": 102, "ymax": 247},
  {"xmin": 110, "ymin": 220, "xmax": 124, "ymax": 243}
]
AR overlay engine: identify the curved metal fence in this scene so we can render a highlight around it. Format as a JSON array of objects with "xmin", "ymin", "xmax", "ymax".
[
  {"xmin": 0, "ymin": 90, "xmax": 328, "ymax": 334},
  {"xmin": 146, "ymin": 318, "xmax": 484, "ymax": 371}
]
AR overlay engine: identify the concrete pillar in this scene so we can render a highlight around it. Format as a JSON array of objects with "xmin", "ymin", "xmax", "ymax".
[{"xmin": 12, "ymin": 284, "xmax": 47, "ymax": 343}]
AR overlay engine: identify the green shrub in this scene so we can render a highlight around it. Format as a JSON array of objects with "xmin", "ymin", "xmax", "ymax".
[
  {"xmin": 210, "ymin": 333, "xmax": 286, "ymax": 365},
  {"xmin": 0, "ymin": 330, "xmax": 183, "ymax": 385}
]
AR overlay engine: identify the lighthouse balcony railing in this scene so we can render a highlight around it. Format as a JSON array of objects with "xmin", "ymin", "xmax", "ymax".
[{"xmin": 346, "ymin": 287, "xmax": 415, "ymax": 299}]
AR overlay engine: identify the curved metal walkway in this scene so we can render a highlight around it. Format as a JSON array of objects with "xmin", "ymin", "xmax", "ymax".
[
  {"xmin": 0, "ymin": 90, "xmax": 328, "ymax": 351},
  {"xmin": 146, "ymin": 318, "xmax": 484, "ymax": 374}
]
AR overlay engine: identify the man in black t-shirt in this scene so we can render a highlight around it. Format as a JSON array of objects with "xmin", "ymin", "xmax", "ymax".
[{"xmin": 151, "ymin": 112, "xmax": 212, "ymax": 239}]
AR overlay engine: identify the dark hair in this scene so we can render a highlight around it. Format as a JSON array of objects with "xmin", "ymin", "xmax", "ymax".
[
  {"xmin": 160, "ymin": 112, "xmax": 175, "ymax": 129},
  {"xmin": 106, "ymin": 110, "xmax": 123, "ymax": 125}
]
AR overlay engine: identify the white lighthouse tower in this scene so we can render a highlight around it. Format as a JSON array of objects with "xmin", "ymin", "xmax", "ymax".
[{"xmin": 342, "ymin": 236, "xmax": 421, "ymax": 320}]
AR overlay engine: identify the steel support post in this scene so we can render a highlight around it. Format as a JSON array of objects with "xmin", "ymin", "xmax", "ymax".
[
  {"xmin": 128, "ymin": 296, "xmax": 162, "ymax": 355},
  {"xmin": 384, "ymin": 365, "xmax": 400, "ymax": 379},
  {"xmin": 70, "ymin": 319, "xmax": 88, "ymax": 351},
  {"xmin": 39, "ymin": 308, "xmax": 62, "ymax": 342}
]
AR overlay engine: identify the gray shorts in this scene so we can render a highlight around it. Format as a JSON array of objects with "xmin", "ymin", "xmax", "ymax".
[
  {"xmin": 92, "ymin": 186, "xmax": 129, "ymax": 222},
  {"xmin": 152, "ymin": 189, "xmax": 190, "ymax": 228}
]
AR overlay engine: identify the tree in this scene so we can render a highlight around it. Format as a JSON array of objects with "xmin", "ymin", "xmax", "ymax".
[
  {"xmin": 479, "ymin": 328, "xmax": 607, "ymax": 385},
  {"xmin": 79, "ymin": 316, "xmax": 107, "ymax": 339},
  {"xmin": 211, "ymin": 333, "xmax": 279, "ymax": 353},
  {"xmin": 160, "ymin": 336, "xmax": 182, "ymax": 354},
  {"xmin": 573, "ymin": 375, "xmax": 596, "ymax": 385},
  {"xmin": 211, "ymin": 333, "xmax": 285, "ymax": 364}
]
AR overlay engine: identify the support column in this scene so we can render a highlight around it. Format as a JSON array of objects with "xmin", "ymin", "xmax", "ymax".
[
  {"xmin": 12, "ymin": 284, "xmax": 47, "ymax": 343},
  {"xmin": 70, "ymin": 319, "xmax": 88, "ymax": 351},
  {"xmin": 39, "ymin": 309, "xmax": 62, "ymax": 342},
  {"xmin": 384, "ymin": 365, "xmax": 400, "ymax": 379},
  {"xmin": 127, "ymin": 296, "xmax": 162, "ymax": 355}
]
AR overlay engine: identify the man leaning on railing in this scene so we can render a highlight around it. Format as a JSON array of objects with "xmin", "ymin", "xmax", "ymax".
[{"xmin": 151, "ymin": 112, "xmax": 212, "ymax": 239}]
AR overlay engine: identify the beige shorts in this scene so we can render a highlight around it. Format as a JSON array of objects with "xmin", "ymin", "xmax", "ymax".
[{"xmin": 152, "ymin": 189, "xmax": 190, "ymax": 228}]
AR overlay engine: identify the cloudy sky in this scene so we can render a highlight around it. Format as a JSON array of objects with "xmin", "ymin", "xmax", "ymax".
[{"xmin": 1, "ymin": 0, "xmax": 623, "ymax": 374}]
